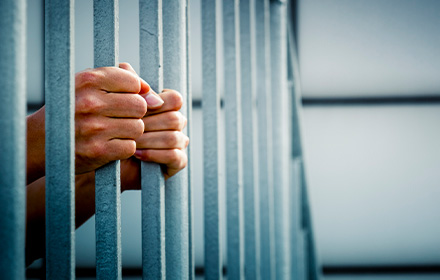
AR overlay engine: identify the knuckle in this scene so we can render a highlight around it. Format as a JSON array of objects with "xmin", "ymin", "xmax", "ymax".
[
  {"xmin": 121, "ymin": 140, "xmax": 136, "ymax": 159},
  {"xmin": 133, "ymin": 95, "xmax": 148, "ymax": 117},
  {"xmin": 76, "ymin": 94, "xmax": 104, "ymax": 114},
  {"xmin": 134, "ymin": 119, "xmax": 145, "ymax": 137},
  {"xmin": 75, "ymin": 70, "xmax": 103, "ymax": 88},
  {"xmin": 165, "ymin": 89, "xmax": 183, "ymax": 110},
  {"xmin": 168, "ymin": 111, "xmax": 183, "ymax": 130},
  {"xmin": 165, "ymin": 131, "xmax": 180, "ymax": 147},
  {"xmin": 169, "ymin": 149, "xmax": 181, "ymax": 163}
]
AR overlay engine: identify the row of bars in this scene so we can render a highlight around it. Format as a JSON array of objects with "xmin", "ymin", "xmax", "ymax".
[{"xmin": 0, "ymin": 0, "xmax": 320, "ymax": 279}]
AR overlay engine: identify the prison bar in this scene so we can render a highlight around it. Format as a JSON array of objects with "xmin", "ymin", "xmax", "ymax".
[
  {"xmin": 44, "ymin": 0, "xmax": 76, "ymax": 278},
  {"xmin": 139, "ymin": 0, "xmax": 166, "ymax": 279},
  {"xmin": 93, "ymin": 0, "xmax": 122, "ymax": 279},
  {"xmin": 0, "ymin": 0, "xmax": 26, "ymax": 278},
  {"xmin": 239, "ymin": 0, "xmax": 261, "ymax": 279},
  {"xmin": 287, "ymin": 13, "xmax": 321, "ymax": 279},
  {"xmin": 270, "ymin": 1, "xmax": 292, "ymax": 279},
  {"xmin": 186, "ymin": 0, "xmax": 195, "ymax": 278},
  {"xmin": 255, "ymin": 0, "xmax": 276, "ymax": 278},
  {"xmin": 162, "ymin": 0, "xmax": 190, "ymax": 278},
  {"xmin": 202, "ymin": 0, "xmax": 222, "ymax": 279},
  {"xmin": 223, "ymin": 0, "xmax": 245, "ymax": 279}
]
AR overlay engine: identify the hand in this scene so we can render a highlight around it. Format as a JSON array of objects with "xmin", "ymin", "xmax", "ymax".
[
  {"xmin": 121, "ymin": 89, "xmax": 189, "ymax": 191},
  {"xmin": 74, "ymin": 63, "xmax": 164, "ymax": 174}
]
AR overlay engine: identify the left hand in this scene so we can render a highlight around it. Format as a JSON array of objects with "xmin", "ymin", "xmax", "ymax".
[{"xmin": 121, "ymin": 89, "xmax": 189, "ymax": 191}]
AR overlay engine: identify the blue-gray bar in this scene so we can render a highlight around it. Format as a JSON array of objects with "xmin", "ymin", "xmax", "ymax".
[
  {"xmin": 0, "ymin": 0, "xmax": 26, "ymax": 278},
  {"xmin": 202, "ymin": 0, "xmax": 221, "ymax": 279},
  {"xmin": 240, "ymin": 0, "xmax": 260, "ymax": 279},
  {"xmin": 224, "ymin": 0, "xmax": 244, "ymax": 279},
  {"xmin": 139, "ymin": 0, "xmax": 165, "ymax": 279},
  {"xmin": 94, "ymin": 0, "xmax": 122, "ymax": 279},
  {"xmin": 45, "ymin": 0, "xmax": 75, "ymax": 278},
  {"xmin": 255, "ymin": 0, "xmax": 275, "ymax": 278},
  {"xmin": 163, "ymin": 0, "xmax": 189, "ymax": 278},
  {"xmin": 186, "ymin": 0, "xmax": 195, "ymax": 278},
  {"xmin": 270, "ymin": 1, "xmax": 291, "ymax": 279}
]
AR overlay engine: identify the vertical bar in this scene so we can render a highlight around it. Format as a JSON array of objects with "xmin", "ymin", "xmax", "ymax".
[
  {"xmin": 139, "ymin": 0, "xmax": 165, "ymax": 279},
  {"xmin": 255, "ymin": 0, "xmax": 275, "ymax": 278},
  {"xmin": 163, "ymin": 0, "xmax": 189, "ymax": 278},
  {"xmin": 240, "ymin": 0, "xmax": 260, "ymax": 279},
  {"xmin": 224, "ymin": 0, "xmax": 244, "ymax": 279},
  {"xmin": 186, "ymin": 0, "xmax": 195, "ymax": 278},
  {"xmin": 289, "ymin": 159, "xmax": 305, "ymax": 280},
  {"xmin": 300, "ymin": 163, "xmax": 321, "ymax": 280},
  {"xmin": 287, "ymin": 21, "xmax": 321, "ymax": 280},
  {"xmin": 45, "ymin": 0, "xmax": 75, "ymax": 278},
  {"xmin": 201, "ymin": 0, "xmax": 221, "ymax": 279},
  {"xmin": 0, "ymin": 0, "xmax": 26, "ymax": 278},
  {"xmin": 270, "ymin": 1, "xmax": 291, "ymax": 279},
  {"xmin": 93, "ymin": 1, "xmax": 121, "ymax": 279}
]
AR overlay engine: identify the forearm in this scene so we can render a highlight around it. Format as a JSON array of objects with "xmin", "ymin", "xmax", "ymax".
[
  {"xmin": 26, "ymin": 106, "xmax": 46, "ymax": 184},
  {"xmin": 26, "ymin": 172, "xmax": 96, "ymax": 265}
]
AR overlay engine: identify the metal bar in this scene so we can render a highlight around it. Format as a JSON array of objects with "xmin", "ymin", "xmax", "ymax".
[
  {"xmin": 186, "ymin": 0, "xmax": 195, "ymax": 278},
  {"xmin": 44, "ymin": 0, "xmax": 75, "ymax": 278},
  {"xmin": 201, "ymin": 0, "xmax": 221, "ymax": 279},
  {"xmin": 224, "ymin": 0, "xmax": 244, "ymax": 279},
  {"xmin": 0, "ymin": 0, "xmax": 26, "ymax": 278},
  {"xmin": 289, "ymin": 158, "xmax": 304, "ymax": 280},
  {"xmin": 93, "ymin": 1, "xmax": 121, "ymax": 279},
  {"xmin": 162, "ymin": 0, "xmax": 189, "ymax": 278},
  {"xmin": 269, "ymin": 1, "xmax": 291, "ymax": 279},
  {"xmin": 139, "ymin": 0, "xmax": 165, "ymax": 279},
  {"xmin": 239, "ymin": 0, "xmax": 260, "ymax": 279},
  {"xmin": 255, "ymin": 0, "xmax": 275, "ymax": 278},
  {"xmin": 300, "ymin": 163, "xmax": 321, "ymax": 280}
]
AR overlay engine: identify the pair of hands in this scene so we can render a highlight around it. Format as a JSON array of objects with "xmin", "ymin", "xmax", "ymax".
[
  {"xmin": 75, "ymin": 63, "xmax": 188, "ymax": 189},
  {"xmin": 27, "ymin": 63, "xmax": 188, "ymax": 189}
]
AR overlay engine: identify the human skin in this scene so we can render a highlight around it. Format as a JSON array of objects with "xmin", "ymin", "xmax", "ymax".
[{"xmin": 25, "ymin": 63, "xmax": 189, "ymax": 264}]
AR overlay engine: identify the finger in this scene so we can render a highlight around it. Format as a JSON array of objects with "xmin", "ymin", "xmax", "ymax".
[
  {"xmin": 101, "ymin": 93, "xmax": 147, "ymax": 118},
  {"xmin": 140, "ymin": 89, "xmax": 164, "ymax": 110},
  {"xmin": 93, "ymin": 66, "xmax": 142, "ymax": 93},
  {"xmin": 135, "ymin": 131, "xmax": 189, "ymax": 149},
  {"xmin": 80, "ymin": 118, "xmax": 144, "ymax": 140},
  {"xmin": 105, "ymin": 139, "xmax": 137, "ymax": 161},
  {"xmin": 144, "ymin": 89, "xmax": 183, "ymax": 116},
  {"xmin": 143, "ymin": 111, "xmax": 187, "ymax": 132},
  {"xmin": 133, "ymin": 148, "xmax": 187, "ymax": 178},
  {"xmin": 119, "ymin": 63, "xmax": 152, "ymax": 95}
]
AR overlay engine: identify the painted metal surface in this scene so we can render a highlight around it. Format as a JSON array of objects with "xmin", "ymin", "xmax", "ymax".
[
  {"xmin": 223, "ymin": 0, "xmax": 245, "ymax": 279},
  {"xmin": 287, "ymin": 20, "xmax": 321, "ymax": 279},
  {"xmin": 239, "ymin": 0, "xmax": 260, "ymax": 279},
  {"xmin": 94, "ymin": 0, "xmax": 122, "ymax": 279},
  {"xmin": 186, "ymin": 0, "xmax": 195, "ymax": 278},
  {"xmin": 0, "ymin": 0, "xmax": 26, "ymax": 278},
  {"xmin": 255, "ymin": 0, "xmax": 276, "ymax": 278},
  {"xmin": 270, "ymin": 1, "xmax": 291, "ymax": 279},
  {"xmin": 240, "ymin": 0, "xmax": 261, "ymax": 278},
  {"xmin": 201, "ymin": 0, "xmax": 221, "ymax": 279},
  {"xmin": 289, "ymin": 159, "xmax": 305, "ymax": 280},
  {"xmin": 45, "ymin": 0, "xmax": 76, "ymax": 278},
  {"xmin": 162, "ymin": 0, "xmax": 189, "ymax": 278},
  {"xmin": 139, "ymin": 0, "xmax": 165, "ymax": 279}
]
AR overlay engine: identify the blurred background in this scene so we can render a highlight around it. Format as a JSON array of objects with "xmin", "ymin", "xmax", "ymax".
[{"xmin": 26, "ymin": 0, "xmax": 440, "ymax": 278}]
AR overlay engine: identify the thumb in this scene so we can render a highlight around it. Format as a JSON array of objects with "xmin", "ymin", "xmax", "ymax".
[{"xmin": 139, "ymin": 79, "xmax": 164, "ymax": 109}]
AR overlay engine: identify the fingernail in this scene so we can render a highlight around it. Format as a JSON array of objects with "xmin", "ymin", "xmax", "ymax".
[
  {"xmin": 146, "ymin": 92, "xmax": 164, "ymax": 107},
  {"xmin": 134, "ymin": 149, "xmax": 142, "ymax": 158}
]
